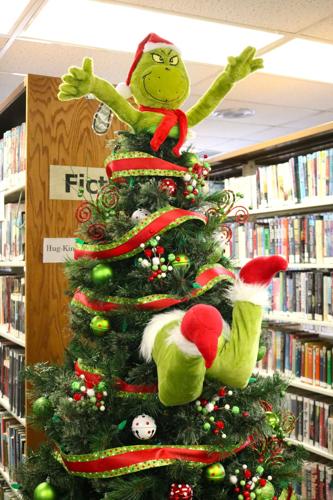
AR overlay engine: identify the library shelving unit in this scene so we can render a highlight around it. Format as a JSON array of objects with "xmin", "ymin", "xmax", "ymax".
[
  {"xmin": 209, "ymin": 121, "xmax": 333, "ymax": 469},
  {"xmin": 0, "ymin": 74, "xmax": 125, "ymax": 493}
]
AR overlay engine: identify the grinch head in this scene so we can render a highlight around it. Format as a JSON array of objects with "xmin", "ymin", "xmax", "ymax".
[{"xmin": 119, "ymin": 33, "xmax": 190, "ymax": 109}]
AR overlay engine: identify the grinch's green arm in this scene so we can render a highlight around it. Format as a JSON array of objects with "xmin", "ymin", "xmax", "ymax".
[
  {"xmin": 186, "ymin": 47, "xmax": 263, "ymax": 128},
  {"xmin": 58, "ymin": 57, "xmax": 140, "ymax": 129}
]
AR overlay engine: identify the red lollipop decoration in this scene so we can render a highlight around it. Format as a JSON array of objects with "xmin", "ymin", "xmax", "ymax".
[
  {"xmin": 159, "ymin": 178, "xmax": 177, "ymax": 197},
  {"xmin": 169, "ymin": 483, "xmax": 193, "ymax": 499}
]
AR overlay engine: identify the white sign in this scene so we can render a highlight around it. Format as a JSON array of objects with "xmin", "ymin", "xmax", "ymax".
[
  {"xmin": 43, "ymin": 238, "xmax": 76, "ymax": 263},
  {"xmin": 49, "ymin": 165, "xmax": 108, "ymax": 200}
]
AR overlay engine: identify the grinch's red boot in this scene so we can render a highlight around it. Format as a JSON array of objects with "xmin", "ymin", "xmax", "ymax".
[
  {"xmin": 228, "ymin": 255, "xmax": 288, "ymax": 306},
  {"xmin": 180, "ymin": 304, "xmax": 223, "ymax": 368},
  {"xmin": 240, "ymin": 256, "xmax": 288, "ymax": 285}
]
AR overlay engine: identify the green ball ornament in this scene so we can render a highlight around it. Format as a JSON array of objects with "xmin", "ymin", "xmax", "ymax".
[
  {"xmin": 173, "ymin": 254, "xmax": 190, "ymax": 268},
  {"xmin": 97, "ymin": 381, "xmax": 107, "ymax": 391},
  {"xmin": 33, "ymin": 481, "xmax": 57, "ymax": 500},
  {"xmin": 203, "ymin": 422, "xmax": 211, "ymax": 431},
  {"xmin": 256, "ymin": 465, "xmax": 265, "ymax": 475},
  {"xmin": 232, "ymin": 406, "xmax": 240, "ymax": 415},
  {"xmin": 91, "ymin": 264, "xmax": 113, "ymax": 285},
  {"xmin": 71, "ymin": 381, "xmax": 81, "ymax": 391},
  {"xmin": 149, "ymin": 238, "xmax": 158, "ymax": 247},
  {"xmin": 205, "ymin": 462, "xmax": 225, "ymax": 481},
  {"xmin": 255, "ymin": 480, "xmax": 275, "ymax": 500},
  {"xmin": 33, "ymin": 397, "xmax": 53, "ymax": 419},
  {"xmin": 90, "ymin": 316, "xmax": 111, "ymax": 336},
  {"xmin": 265, "ymin": 411, "xmax": 280, "ymax": 429},
  {"xmin": 168, "ymin": 253, "xmax": 176, "ymax": 262},
  {"xmin": 257, "ymin": 345, "xmax": 267, "ymax": 361},
  {"xmin": 240, "ymin": 480, "xmax": 246, "ymax": 486}
]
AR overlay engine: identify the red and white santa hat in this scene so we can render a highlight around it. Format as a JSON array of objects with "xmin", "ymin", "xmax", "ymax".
[{"xmin": 116, "ymin": 33, "xmax": 180, "ymax": 98}]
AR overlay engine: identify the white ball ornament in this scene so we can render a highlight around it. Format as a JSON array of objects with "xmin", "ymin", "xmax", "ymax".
[
  {"xmin": 131, "ymin": 414, "xmax": 157, "ymax": 440},
  {"xmin": 131, "ymin": 208, "xmax": 151, "ymax": 224},
  {"xmin": 86, "ymin": 389, "xmax": 95, "ymax": 397},
  {"xmin": 230, "ymin": 475, "xmax": 238, "ymax": 484},
  {"xmin": 224, "ymin": 404, "xmax": 230, "ymax": 410},
  {"xmin": 80, "ymin": 386, "xmax": 87, "ymax": 393},
  {"xmin": 141, "ymin": 259, "xmax": 151, "ymax": 268},
  {"xmin": 228, "ymin": 390, "xmax": 233, "ymax": 396},
  {"xmin": 152, "ymin": 257, "xmax": 160, "ymax": 266},
  {"xmin": 242, "ymin": 464, "xmax": 248, "ymax": 470},
  {"xmin": 184, "ymin": 174, "xmax": 191, "ymax": 181},
  {"xmin": 205, "ymin": 402, "xmax": 215, "ymax": 412},
  {"xmin": 267, "ymin": 475, "xmax": 272, "ymax": 480}
]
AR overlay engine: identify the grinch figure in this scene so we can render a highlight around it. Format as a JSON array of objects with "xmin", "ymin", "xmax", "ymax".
[{"xmin": 58, "ymin": 32, "xmax": 263, "ymax": 156}]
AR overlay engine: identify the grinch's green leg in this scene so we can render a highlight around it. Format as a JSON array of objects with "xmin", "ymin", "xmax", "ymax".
[
  {"xmin": 151, "ymin": 321, "xmax": 206, "ymax": 406},
  {"xmin": 207, "ymin": 301, "xmax": 262, "ymax": 388}
]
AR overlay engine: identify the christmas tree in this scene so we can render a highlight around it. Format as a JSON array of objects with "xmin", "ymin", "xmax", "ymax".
[{"xmin": 20, "ymin": 34, "xmax": 304, "ymax": 500}]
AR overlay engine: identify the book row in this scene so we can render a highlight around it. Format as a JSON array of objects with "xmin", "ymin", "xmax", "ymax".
[
  {"xmin": 294, "ymin": 461, "xmax": 333, "ymax": 499},
  {"xmin": 0, "ymin": 410, "xmax": 25, "ymax": 485},
  {"xmin": 267, "ymin": 271, "xmax": 333, "ymax": 322},
  {"xmin": 220, "ymin": 147, "xmax": 333, "ymax": 209},
  {"xmin": 257, "ymin": 330, "xmax": 333, "ymax": 389},
  {"xmin": 224, "ymin": 213, "xmax": 333, "ymax": 264},
  {"xmin": 0, "ymin": 204, "xmax": 25, "ymax": 262},
  {"xmin": 0, "ymin": 341, "xmax": 25, "ymax": 419},
  {"xmin": 0, "ymin": 276, "xmax": 25, "ymax": 338},
  {"xmin": 0, "ymin": 123, "xmax": 26, "ymax": 188},
  {"xmin": 284, "ymin": 393, "xmax": 332, "ymax": 452}
]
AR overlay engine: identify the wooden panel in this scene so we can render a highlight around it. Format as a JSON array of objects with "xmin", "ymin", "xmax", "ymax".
[{"xmin": 25, "ymin": 74, "xmax": 126, "ymax": 448}]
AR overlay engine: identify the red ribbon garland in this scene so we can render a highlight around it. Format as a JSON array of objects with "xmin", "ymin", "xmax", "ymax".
[
  {"xmin": 106, "ymin": 156, "xmax": 188, "ymax": 179},
  {"xmin": 74, "ymin": 360, "xmax": 158, "ymax": 394},
  {"xmin": 74, "ymin": 208, "xmax": 207, "ymax": 260},
  {"xmin": 60, "ymin": 436, "xmax": 253, "ymax": 477},
  {"xmin": 115, "ymin": 378, "xmax": 157, "ymax": 394},
  {"xmin": 72, "ymin": 265, "xmax": 235, "ymax": 313}
]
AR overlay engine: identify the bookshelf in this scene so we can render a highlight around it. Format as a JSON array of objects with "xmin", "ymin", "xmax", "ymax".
[
  {"xmin": 210, "ymin": 123, "xmax": 333, "ymax": 490},
  {"xmin": 0, "ymin": 74, "xmax": 126, "ymax": 491}
]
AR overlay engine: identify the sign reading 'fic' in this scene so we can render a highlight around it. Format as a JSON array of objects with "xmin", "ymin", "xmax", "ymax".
[{"xmin": 49, "ymin": 165, "xmax": 108, "ymax": 200}]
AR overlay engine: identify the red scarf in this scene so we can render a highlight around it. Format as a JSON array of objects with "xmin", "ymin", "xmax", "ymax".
[{"xmin": 139, "ymin": 105, "xmax": 188, "ymax": 157}]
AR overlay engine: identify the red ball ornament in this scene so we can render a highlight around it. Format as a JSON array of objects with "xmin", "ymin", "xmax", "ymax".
[
  {"xmin": 144, "ymin": 249, "xmax": 153, "ymax": 257},
  {"xmin": 259, "ymin": 479, "xmax": 267, "ymax": 487},
  {"xmin": 214, "ymin": 405, "xmax": 219, "ymax": 411},
  {"xmin": 244, "ymin": 470, "xmax": 252, "ymax": 480},
  {"xmin": 169, "ymin": 483, "xmax": 193, "ymax": 499},
  {"xmin": 235, "ymin": 487, "xmax": 240, "ymax": 493},
  {"xmin": 218, "ymin": 388, "xmax": 226, "ymax": 397},
  {"xmin": 215, "ymin": 421, "xmax": 224, "ymax": 429},
  {"xmin": 73, "ymin": 393, "xmax": 82, "ymax": 401},
  {"xmin": 159, "ymin": 178, "xmax": 177, "ymax": 197},
  {"xmin": 156, "ymin": 246, "xmax": 165, "ymax": 255},
  {"xmin": 242, "ymin": 411, "xmax": 250, "ymax": 417},
  {"xmin": 96, "ymin": 392, "xmax": 103, "ymax": 400}
]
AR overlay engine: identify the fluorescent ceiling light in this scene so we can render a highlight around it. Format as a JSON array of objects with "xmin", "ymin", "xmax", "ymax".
[
  {"xmin": 21, "ymin": 0, "xmax": 281, "ymax": 65},
  {"xmin": 263, "ymin": 38, "xmax": 333, "ymax": 84},
  {"xmin": 0, "ymin": 0, "xmax": 31, "ymax": 35}
]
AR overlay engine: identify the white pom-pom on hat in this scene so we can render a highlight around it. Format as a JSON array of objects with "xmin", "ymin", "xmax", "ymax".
[{"xmin": 115, "ymin": 82, "xmax": 132, "ymax": 99}]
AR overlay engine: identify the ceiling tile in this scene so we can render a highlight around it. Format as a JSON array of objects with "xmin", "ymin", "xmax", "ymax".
[
  {"xmin": 192, "ymin": 118, "xmax": 269, "ymax": 138},
  {"xmin": 283, "ymin": 110, "xmax": 333, "ymax": 128},
  {"xmin": 301, "ymin": 15, "xmax": 333, "ymax": 42},
  {"xmin": 213, "ymin": 98, "xmax": 319, "ymax": 126},
  {"xmin": 0, "ymin": 73, "xmax": 24, "ymax": 104},
  {"xmin": 224, "ymin": 72, "xmax": 333, "ymax": 111},
  {"xmin": 116, "ymin": 0, "xmax": 333, "ymax": 33},
  {"xmin": 244, "ymin": 125, "xmax": 299, "ymax": 141}
]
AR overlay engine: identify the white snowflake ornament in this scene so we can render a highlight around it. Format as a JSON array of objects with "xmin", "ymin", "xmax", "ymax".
[
  {"xmin": 131, "ymin": 208, "xmax": 151, "ymax": 224},
  {"xmin": 131, "ymin": 414, "xmax": 157, "ymax": 440}
]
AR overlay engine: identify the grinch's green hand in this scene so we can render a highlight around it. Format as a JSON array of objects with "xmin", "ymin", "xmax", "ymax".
[
  {"xmin": 224, "ymin": 46, "xmax": 263, "ymax": 83},
  {"xmin": 58, "ymin": 57, "xmax": 95, "ymax": 101}
]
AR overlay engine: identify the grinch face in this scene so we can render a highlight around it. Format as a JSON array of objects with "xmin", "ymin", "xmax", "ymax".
[{"xmin": 130, "ymin": 48, "xmax": 190, "ymax": 109}]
